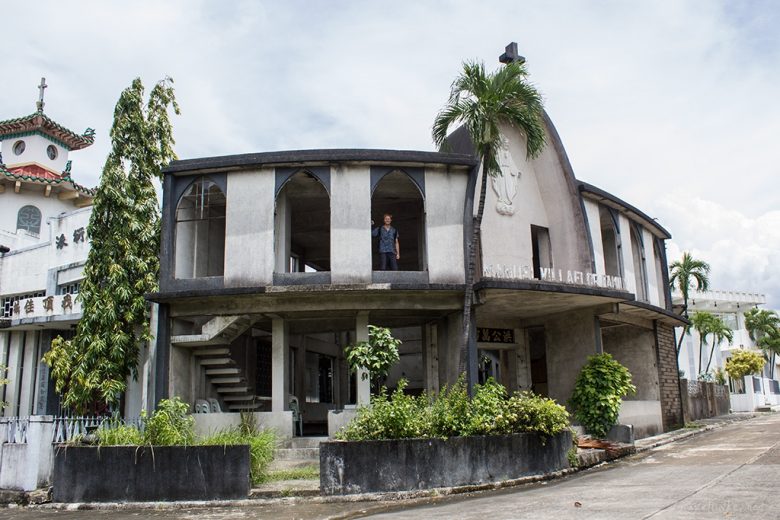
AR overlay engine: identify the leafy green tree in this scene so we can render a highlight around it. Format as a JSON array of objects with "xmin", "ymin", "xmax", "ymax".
[
  {"xmin": 690, "ymin": 311, "xmax": 718, "ymax": 377},
  {"xmin": 669, "ymin": 252, "xmax": 710, "ymax": 355},
  {"xmin": 745, "ymin": 308, "xmax": 780, "ymax": 378},
  {"xmin": 432, "ymin": 60, "xmax": 545, "ymax": 388},
  {"xmin": 725, "ymin": 349, "xmax": 765, "ymax": 381},
  {"xmin": 703, "ymin": 315, "xmax": 733, "ymax": 374},
  {"xmin": 345, "ymin": 325, "xmax": 401, "ymax": 385},
  {"xmin": 43, "ymin": 78, "xmax": 179, "ymax": 414}
]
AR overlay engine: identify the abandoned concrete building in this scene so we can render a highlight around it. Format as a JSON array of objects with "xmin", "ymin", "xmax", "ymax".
[{"xmin": 149, "ymin": 113, "xmax": 685, "ymax": 439}]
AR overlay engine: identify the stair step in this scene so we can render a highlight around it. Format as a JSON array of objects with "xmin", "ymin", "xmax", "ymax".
[
  {"xmin": 290, "ymin": 436, "xmax": 328, "ymax": 449},
  {"xmin": 228, "ymin": 402, "xmax": 262, "ymax": 411},
  {"xmin": 223, "ymin": 395, "xmax": 256, "ymax": 402},
  {"xmin": 217, "ymin": 386, "xmax": 249, "ymax": 394},
  {"xmin": 194, "ymin": 348, "xmax": 231, "ymax": 357},
  {"xmin": 211, "ymin": 377, "xmax": 242, "ymax": 384},
  {"xmin": 206, "ymin": 367, "xmax": 240, "ymax": 375},
  {"xmin": 274, "ymin": 447, "xmax": 320, "ymax": 460},
  {"xmin": 199, "ymin": 358, "xmax": 233, "ymax": 366}
]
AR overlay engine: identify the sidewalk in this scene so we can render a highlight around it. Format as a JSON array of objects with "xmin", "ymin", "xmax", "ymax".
[{"xmin": 2, "ymin": 412, "xmax": 768, "ymax": 511}]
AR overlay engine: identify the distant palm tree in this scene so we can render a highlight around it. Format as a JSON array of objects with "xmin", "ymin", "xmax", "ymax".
[
  {"xmin": 669, "ymin": 252, "xmax": 710, "ymax": 355},
  {"xmin": 690, "ymin": 311, "xmax": 717, "ymax": 377},
  {"xmin": 432, "ymin": 60, "xmax": 545, "ymax": 387},
  {"xmin": 704, "ymin": 316, "xmax": 733, "ymax": 374},
  {"xmin": 745, "ymin": 308, "xmax": 780, "ymax": 378}
]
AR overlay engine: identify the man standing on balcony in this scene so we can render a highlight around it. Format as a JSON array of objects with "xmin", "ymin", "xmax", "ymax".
[{"xmin": 372, "ymin": 213, "xmax": 400, "ymax": 271}]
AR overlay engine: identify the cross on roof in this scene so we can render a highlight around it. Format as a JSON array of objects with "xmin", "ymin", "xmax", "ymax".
[
  {"xmin": 499, "ymin": 42, "xmax": 525, "ymax": 65},
  {"xmin": 36, "ymin": 77, "xmax": 47, "ymax": 113}
]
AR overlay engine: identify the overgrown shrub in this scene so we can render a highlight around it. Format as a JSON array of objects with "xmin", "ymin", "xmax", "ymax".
[
  {"xmin": 725, "ymin": 349, "xmax": 765, "ymax": 380},
  {"xmin": 144, "ymin": 397, "xmax": 195, "ymax": 446},
  {"xmin": 96, "ymin": 420, "xmax": 143, "ymax": 446},
  {"xmin": 337, "ymin": 377, "xmax": 570, "ymax": 441},
  {"xmin": 569, "ymin": 353, "xmax": 636, "ymax": 439},
  {"xmin": 199, "ymin": 413, "xmax": 276, "ymax": 485}
]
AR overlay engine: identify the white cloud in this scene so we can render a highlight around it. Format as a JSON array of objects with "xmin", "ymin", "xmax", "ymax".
[
  {"xmin": 660, "ymin": 196, "xmax": 780, "ymax": 308},
  {"xmin": 1, "ymin": 0, "xmax": 778, "ymax": 303}
]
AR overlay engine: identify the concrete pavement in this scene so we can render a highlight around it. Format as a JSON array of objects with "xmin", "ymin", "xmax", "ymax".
[
  {"xmin": 364, "ymin": 413, "xmax": 780, "ymax": 519},
  {"xmin": 0, "ymin": 413, "xmax": 776, "ymax": 519}
]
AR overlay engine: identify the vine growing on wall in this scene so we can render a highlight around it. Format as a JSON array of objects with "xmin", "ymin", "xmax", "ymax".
[{"xmin": 43, "ymin": 78, "xmax": 179, "ymax": 414}]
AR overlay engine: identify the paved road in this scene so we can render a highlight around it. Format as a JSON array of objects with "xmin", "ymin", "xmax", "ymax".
[
  {"xmin": 1, "ymin": 414, "xmax": 777, "ymax": 519},
  {"xmin": 365, "ymin": 413, "xmax": 780, "ymax": 519}
]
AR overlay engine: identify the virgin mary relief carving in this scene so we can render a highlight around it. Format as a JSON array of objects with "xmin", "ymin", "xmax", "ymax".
[{"xmin": 492, "ymin": 142, "xmax": 521, "ymax": 216}]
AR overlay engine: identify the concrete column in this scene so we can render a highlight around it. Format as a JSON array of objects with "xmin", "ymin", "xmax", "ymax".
[
  {"xmin": 514, "ymin": 330, "xmax": 531, "ymax": 391},
  {"xmin": 272, "ymin": 318, "xmax": 289, "ymax": 412},
  {"xmin": 356, "ymin": 312, "xmax": 370, "ymax": 405},
  {"xmin": 153, "ymin": 304, "xmax": 170, "ymax": 407}
]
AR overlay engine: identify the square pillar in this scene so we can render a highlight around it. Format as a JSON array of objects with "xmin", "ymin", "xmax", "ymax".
[
  {"xmin": 272, "ymin": 318, "xmax": 290, "ymax": 412},
  {"xmin": 356, "ymin": 312, "xmax": 370, "ymax": 405}
]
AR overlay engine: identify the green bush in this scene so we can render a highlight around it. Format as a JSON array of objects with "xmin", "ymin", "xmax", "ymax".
[
  {"xmin": 96, "ymin": 421, "xmax": 143, "ymax": 446},
  {"xmin": 144, "ymin": 397, "xmax": 195, "ymax": 446},
  {"xmin": 199, "ymin": 414, "xmax": 276, "ymax": 485},
  {"xmin": 569, "ymin": 353, "xmax": 636, "ymax": 439},
  {"xmin": 337, "ymin": 377, "xmax": 570, "ymax": 441},
  {"xmin": 725, "ymin": 349, "xmax": 765, "ymax": 380}
]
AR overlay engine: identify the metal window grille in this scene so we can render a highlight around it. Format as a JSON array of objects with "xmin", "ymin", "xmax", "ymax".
[
  {"xmin": 1, "ymin": 291, "xmax": 45, "ymax": 318},
  {"xmin": 56, "ymin": 282, "xmax": 81, "ymax": 295}
]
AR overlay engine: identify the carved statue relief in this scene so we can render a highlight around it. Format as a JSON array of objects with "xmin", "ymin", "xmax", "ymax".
[{"xmin": 491, "ymin": 138, "xmax": 521, "ymax": 215}]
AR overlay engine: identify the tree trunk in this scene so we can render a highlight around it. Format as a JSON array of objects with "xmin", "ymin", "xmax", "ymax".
[
  {"xmin": 698, "ymin": 336, "xmax": 704, "ymax": 377},
  {"xmin": 460, "ymin": 150, "xmax": 491, "ymax": 395},
  {"xmin": 704, "ymin": 339, "xmax": 717, "ymax": 374},
  {"xmin": 676, "ymin": 299, "xmax": 688, "ymax": 355}
]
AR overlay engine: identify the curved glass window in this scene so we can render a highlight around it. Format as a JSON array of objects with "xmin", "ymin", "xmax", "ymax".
[
  {"xmin": 17, "ymin": 205, "xmax": 42, "ymax": 236},
  {"xmin": 174, "ymin": 178, "xmax": 226, "ymax": 278}
]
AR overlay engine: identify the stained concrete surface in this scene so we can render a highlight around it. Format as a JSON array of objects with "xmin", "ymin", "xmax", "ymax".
[
  {"xmin": 0, "ymin": 414, "xmax": 777, "ymax": 519},
  {"xmin": 366, "ymin": 413, "xmax": 780, "ymax": 519}
]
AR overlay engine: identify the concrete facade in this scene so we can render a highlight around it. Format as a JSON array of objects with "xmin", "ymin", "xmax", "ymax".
[{"xmin": 150, "ymin": 109, "xmax": 684, "ymax": 441}]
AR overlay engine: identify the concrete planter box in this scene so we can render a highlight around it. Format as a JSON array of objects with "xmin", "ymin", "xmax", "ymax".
[
  {"xmin": 52, "ymin": 445, "xmax": 249, "ymax": 502},
  {"xmin": 320, "ymin": 430, "xmax": 572, "ymax": 495}
]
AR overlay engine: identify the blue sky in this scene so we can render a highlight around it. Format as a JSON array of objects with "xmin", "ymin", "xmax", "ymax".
[{"xmin": 2, "ymin": 0, "xmax": 778, "ymax": 306}]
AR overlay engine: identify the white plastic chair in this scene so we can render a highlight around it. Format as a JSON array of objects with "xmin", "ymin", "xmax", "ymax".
[{"xmin": 289, "ymin": 396, "xmax": 303, "ymax": 436}]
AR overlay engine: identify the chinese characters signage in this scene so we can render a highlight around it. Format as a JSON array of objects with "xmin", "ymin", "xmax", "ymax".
[{"xmin": 477, "ymin": 327, "xmax": 515, "ymax": 344}]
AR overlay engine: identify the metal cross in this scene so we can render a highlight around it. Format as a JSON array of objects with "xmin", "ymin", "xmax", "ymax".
[
  {"xmin": 499, "ymin": 42, "xmax": 525, "ymax": 65},
  {"xmin": 36, "ymin": 77, "xmax": 47, "ymax": 113}
]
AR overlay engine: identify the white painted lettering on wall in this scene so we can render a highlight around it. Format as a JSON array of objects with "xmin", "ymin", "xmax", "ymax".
[{"xmin": 482, "ymin": 264, "xmax": 623, "ymax": 290}]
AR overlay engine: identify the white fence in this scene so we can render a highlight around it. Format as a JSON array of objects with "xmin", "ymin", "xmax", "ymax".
[{"xmin": 730, "ymin": 376, "xmax": 780, "ymax": 412}]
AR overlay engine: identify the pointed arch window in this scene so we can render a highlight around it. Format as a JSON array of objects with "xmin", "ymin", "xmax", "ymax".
[
  {"xmin": 17, "ymin": 205, "xmax": 42, "ymax": 236},
  {"xmin": 174, "ymin": 177, "xmax": 226, "ymax": 278}
]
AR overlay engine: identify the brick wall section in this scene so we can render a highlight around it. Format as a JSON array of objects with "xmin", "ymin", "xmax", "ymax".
[{"xmin": 655, "ymin": 323, "xmax": 683, "ymax": 430}]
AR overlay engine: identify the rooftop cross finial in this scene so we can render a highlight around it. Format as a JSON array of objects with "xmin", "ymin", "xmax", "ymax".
[
  {"xmin": 499, "ymin": 42, "xmax": 525, "ymax": 65},
  {"xmin": 36, "ymin": 77, "xmax": 47, "ymax": 113}
]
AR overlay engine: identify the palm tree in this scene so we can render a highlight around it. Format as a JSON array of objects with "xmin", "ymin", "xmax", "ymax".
[
  {"xmin": 669, "ymin": 252, "xmax": 710, "ymax": 354},
  {"xmin": 690, "ymin": 311, "xmax": 717, "ymax": 377},
  {"xmin": 432, "ymin": 60, "xmax": 545, "ymax": 388},
  {"xmin": 704, "ymin": 316, "xmax": 733, "ymax": 374},
  {"xmin": 745, "ymin": 308, "xmax": 780, "ymax": 378}
]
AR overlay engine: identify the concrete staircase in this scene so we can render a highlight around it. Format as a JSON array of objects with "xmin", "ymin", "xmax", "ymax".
[
  {"xmin": 172, "ymin": 315, "xmax": 261, "ymax": 411},
  {"xmin": 270, "ymin": 436, "xmax": 326, "ymax": 471}
]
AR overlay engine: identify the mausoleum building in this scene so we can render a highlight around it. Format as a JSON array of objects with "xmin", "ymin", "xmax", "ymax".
[{"xmin": 151, "ymin": 111, "xmax": 686, "ymax": 438}]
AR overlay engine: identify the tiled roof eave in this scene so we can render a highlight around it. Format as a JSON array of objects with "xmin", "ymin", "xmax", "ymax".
[
  {"xmin": 0, "ymin": 112, "xmax": 95, "ymax": 150},
  {"xmin": 1, "ymin": 166, "xmax": 95, "ymax": 197}
]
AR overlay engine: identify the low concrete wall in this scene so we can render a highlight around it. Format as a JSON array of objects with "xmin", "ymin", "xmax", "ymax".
[
  {"xmin": 193, "ymin": 411, "xmax": 293, "ymax": 440},
  {"xmin": 0, "ymin": 416, "xmax": 55, "ymax": 491},
  {"xmin": 681, "ymin": 379, "xmax": 730, "ymax": 422},
  {"xmin": 52, "ymin": 445, "xmax": 249, "ymax": 502},
  {"xmin": 327, "ymin": 408, "xmax": 357, "ymax": 438},
  {"xmin": 618, "ymin": 400, "xmax": 663, "ymax": 439},
  {"xmin": 320, "ymin": 430, "xmax": 572, "ymax": 495}
]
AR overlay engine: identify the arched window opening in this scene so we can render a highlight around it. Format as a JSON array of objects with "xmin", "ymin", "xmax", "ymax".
[
  {"xmin": 371, "ymin": 171, "xmax": 425, "ymax": 271},
  {"xmin": 175, "ymin": 178, "xmax": 226, "ymax": 278},
  {"xmin": 17, "ymin": 205, "xmax": 42, "ymax": 236},
  {"xmin": 599, "ymin": 206, "xmax": 621, "ymax": 278},
  {"xmin": 630, "ymin": 224, "xmax": 648, "ymax": 302},
  {"xmin": 275, "ymin": 171, "xmax": 330, "ymax": 272}
]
